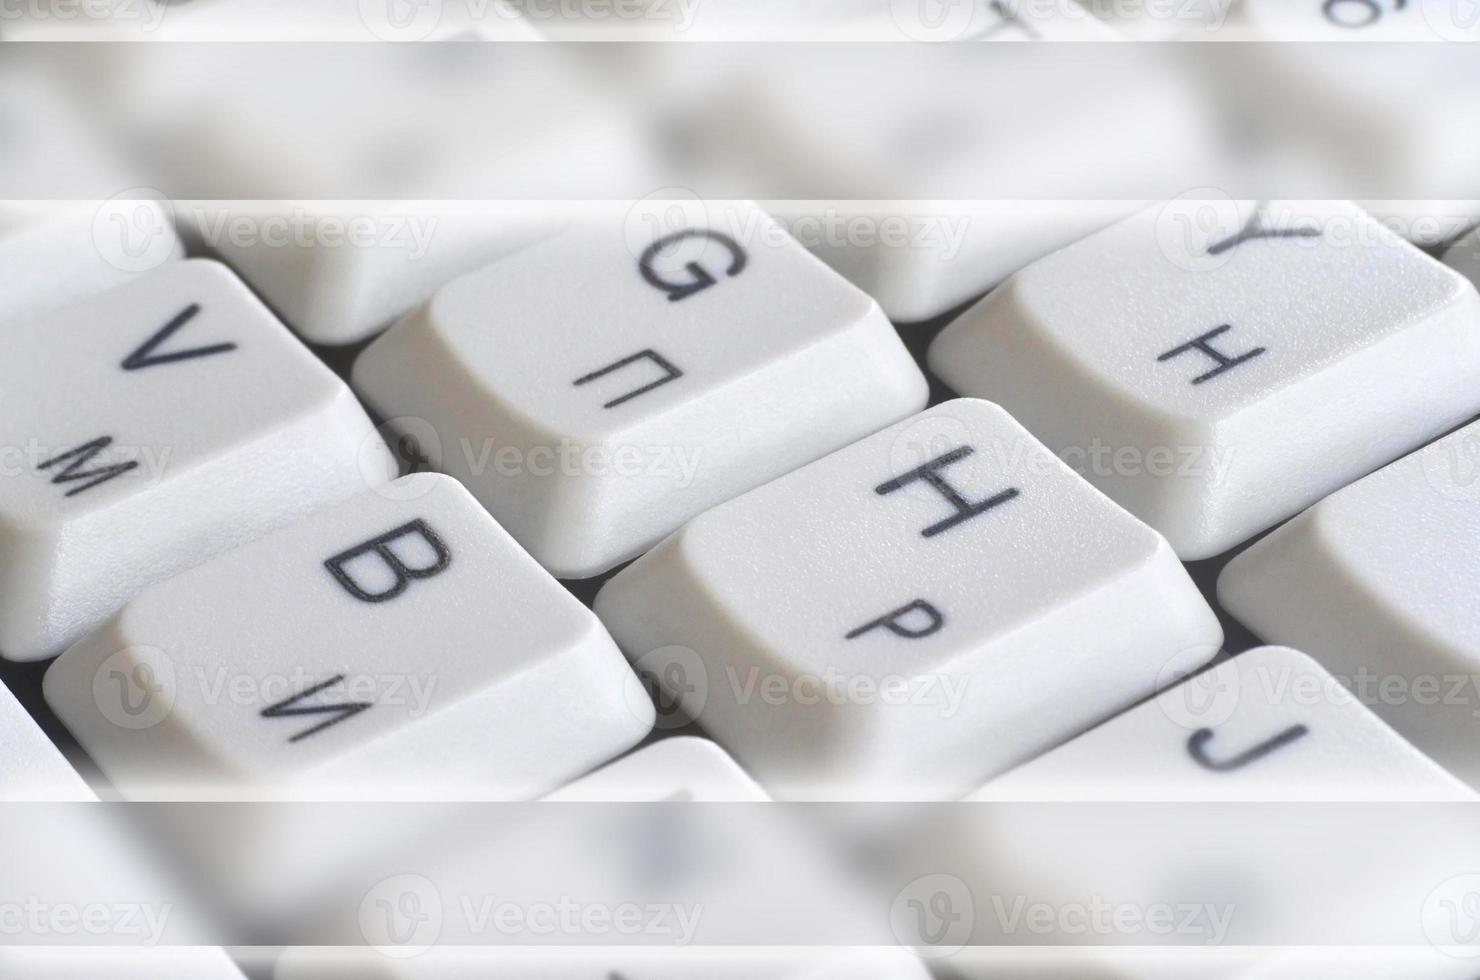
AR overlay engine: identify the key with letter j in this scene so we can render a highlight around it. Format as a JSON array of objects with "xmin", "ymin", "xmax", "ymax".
[
  {"xmin": 1219, "ymin": 417, "xmax": 1480, "ymax": 789},
  {"xmin": 595, "ymin": 398, "xmax": 1223, "ymax": 799},
  {"xmin": 44, "ymin": 474, "xmax": 651, "ymax": 800},
  {"xmin": 929, "ymin": 199, "xmax": 1480, "ymax": 559}
]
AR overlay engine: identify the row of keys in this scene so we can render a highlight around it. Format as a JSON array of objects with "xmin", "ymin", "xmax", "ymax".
[{"xmin": 35, "ymin": 394, "xmax": 1472, "ymax": 805}]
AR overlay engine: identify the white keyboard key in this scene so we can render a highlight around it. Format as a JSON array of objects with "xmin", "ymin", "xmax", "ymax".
[
  {"xmin": 196, "ymin": 201, "xmax": 561, "ymax": 346},
  {"xmin": 275, "ymin": 946, "xmax": 930, "ymax": 980},
  {"xmin": 1073, "ymin": 0, "xmax": 1233, "ymax": 38},
  {"xmin": 975, "ymin": 646, "xmax": 1472, "ymax": 801},
  {"xmin": 354, "ymin": 201, "xmax": 928, "ymax": 579},
  {"xmin": 770, "ymin": 199, "xmax": 1139, "ymax": 324},
  {"xmin": 0, "ymin": 681, "xmax": 91, "ymax": 801},
  {"xmin": 929, "ymin": 199, "xmax": 1480, "ymax": 559},
  {"xmin": 595, "ymin": 398, "xmax": 1223, "ymax": 799},
  {"xmin": 0, "ymin": 201, "xmax": 182, "ymax": 327},
  {"xmin": 1218, "ymin": 418, "xmax": 1480, "ymax": 787},
  {"xmin": 44, "ymin": 473, "xmax": 652, "ymax": 800},
  {"xmin": 1363, "ymin": 200, "xmax": 1480, "ymax": 249},
  {"xmin": 0, "ymin": 947, "xmax": 246, "ymax": 979},
  {"xmin": 0, "ymin": 258, "xmax": 394, "ymax": 661},
  {"xmin": 545, "ymin": 736, "xmax": 768, "ymax": 802}
]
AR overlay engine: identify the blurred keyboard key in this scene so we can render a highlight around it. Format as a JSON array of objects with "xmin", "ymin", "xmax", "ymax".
[
  {"xmin": 198, "ymin": 202, "xmax": 561, "ymax": 346},
  {"xmin": 975, "ymin": 646, "xmax": 1472, "ymax": 801},
  {"xmin": 0, "ymin": 947, "xmax": 246, "ymax": 978},
  {"xmin": 930, "ymin": 199, "xmax": 1480, "ymax": 559},
  {"xmin": 771, "ymin": 200, "xmax": 1138, "ymax": 323},
  {"xmin": 354, "ymin": 200, "xmax": 928, "ymax": 578},
  {"xmin": 1219, "ymin": 418, "xmax": 1480, "ymax": 787},
  {"xmin": 45, "ymin": 474, "xmax": 650, "ymax": 799},
  {"xmin": 596, "ymin": 398, "xmax": 1222, "ymax": 799},
  {"xmin": 275, "ymin": 946, "xmax": 930, "ymax": 979},
  {"xmin": 0, "ymin": 201, "xmax": 182, "ymax": 327},
  {"xmin": 0, "ymin": 259, "xmax": 393, "ymax": 661}
]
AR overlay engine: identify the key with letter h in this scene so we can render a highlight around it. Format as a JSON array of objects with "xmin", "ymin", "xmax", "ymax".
[
  {"xmin": 930, "ymin": 200, "xmax": 1480, "ymax": 559},
  {"xmin": 45, "ymin": 474, "xmax": 652, "ymax": 800},
  {"xmin": 596, "ymin": 399, "xmax": 1222, "ymax": 800}
]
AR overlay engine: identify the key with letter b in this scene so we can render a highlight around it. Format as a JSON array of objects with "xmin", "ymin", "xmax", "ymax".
[
  {"xmin": 929, "ymin": 199, "xmax": 1480, "ymax": 559},
  {"xmin": 44, "ymin": 474, "xmax": 652, "ymax": 799},
  {"xmin": 353, "ymin": 200, "xmax": 928, "ymax": 579},
  {"xmin": 595, "ymin": 398, "xmax": 1223, "ymax": 799}
]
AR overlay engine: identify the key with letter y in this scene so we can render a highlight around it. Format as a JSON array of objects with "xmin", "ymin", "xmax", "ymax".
[{"xmin": 930, "ymin": 199, "xmax": 1480, "ymax": 559}]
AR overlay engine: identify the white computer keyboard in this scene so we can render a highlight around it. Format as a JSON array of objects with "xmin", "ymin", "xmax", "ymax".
[{"xmin": 5, "ymin": 2, "xmax": 1480, "ymax": 978}]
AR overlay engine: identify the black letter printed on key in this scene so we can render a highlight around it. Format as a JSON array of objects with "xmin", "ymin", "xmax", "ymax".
[
  {"xmin": 325, "ymin": 519, "xmax": 452, "ymax": 604},
  {"xmin": 846, "ymin": 600, "xmax": 946, "ymax": 641},
  {"xmin": 37, "ymin": 436, "xmax": 140, "ymax": 497},
  {"xmin": 1186, "ymin": 724, "xmax": 1310, "ymax": 773},
  {"xmin": 639, "ymin": 229, "xmax": 748, "ymax": 302},
  {"xmin": 1206, "ymin": 201, "xmax": 1322, "ymax": 257},
  {"xmin": 260, "ymin": 674, "xmax": 372, "ymax": 743},
  {"xmin": 122, "ymin": 303, "xmax": 238, "ymax": 371},
  {"xmin": 573, "ymin": 349, "xmax": 684, "ymax": 409},
  {"xmin": 1158, "ymin": 324, "xmax": 1266, "ymax": 386},
  {"xmin": 875, "ymin": 447, "xmax": 1020, "ymax": 539}
]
